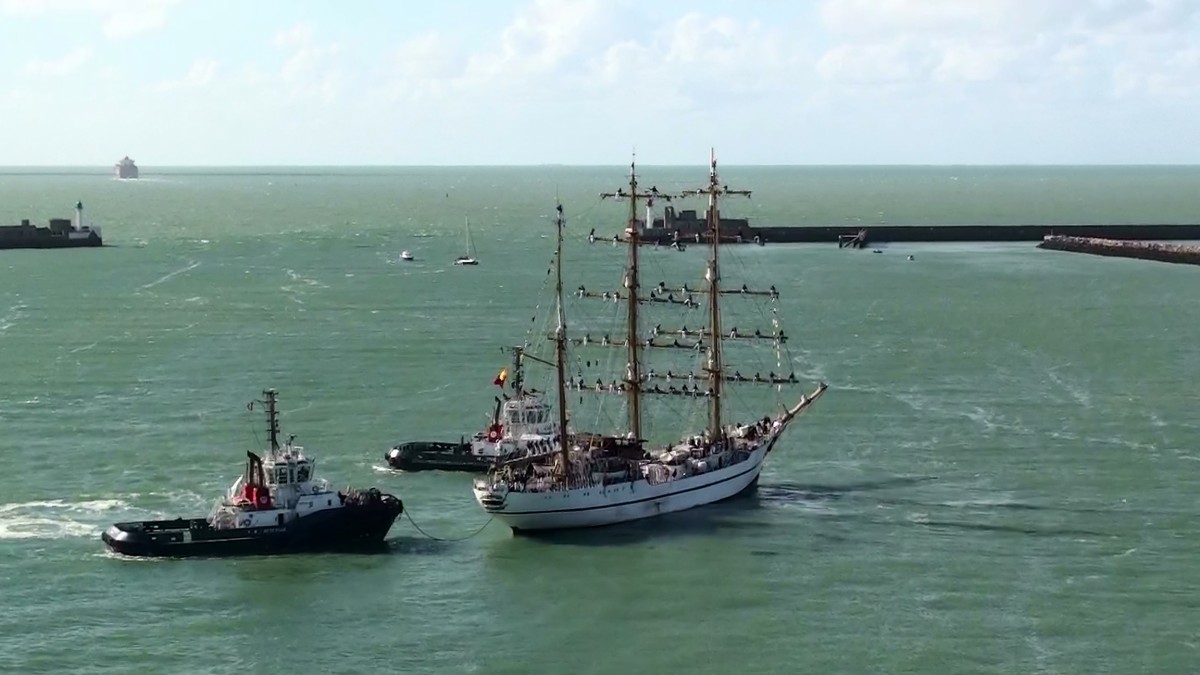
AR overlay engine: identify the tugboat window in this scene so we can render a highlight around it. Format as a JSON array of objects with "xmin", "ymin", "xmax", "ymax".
[
  {"xmin": 276, "ymin": 467, "xmax": 289, "ymax": 484},
  {"xmin": 296, "ymin": 465, "xmax": 310, "ymax": 482}
]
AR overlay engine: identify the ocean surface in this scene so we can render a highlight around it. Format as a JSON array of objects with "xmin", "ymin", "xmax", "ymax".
[{"xmin": 1, "ymin": 166, "xmax": 1199, "ymax": 674}]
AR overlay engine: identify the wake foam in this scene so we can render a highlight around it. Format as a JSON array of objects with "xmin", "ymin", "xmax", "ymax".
[{"xmin": 0, "ymin": 498, "xmax": 128, "ymax": 540}]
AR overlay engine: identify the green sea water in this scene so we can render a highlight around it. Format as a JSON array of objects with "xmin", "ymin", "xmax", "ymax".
[{"xmin": 1, "ymin": 166, "xmax": 1199, "ymax": 674}]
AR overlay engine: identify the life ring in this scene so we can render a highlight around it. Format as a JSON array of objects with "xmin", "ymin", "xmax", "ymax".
[
  {"xmin": 312, "ymin": 484, "xmax": 320, "ymax": 494},
  {"xmin": 486, "ymin": 425, "xmax": 502, "ymax": 443},
  {"xmin": 239, "ymin": 518, "xmax": 252, "ymax": 528}
]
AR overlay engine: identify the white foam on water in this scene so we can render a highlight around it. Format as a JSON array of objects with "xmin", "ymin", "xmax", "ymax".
[
  {"xmin": 0, "ymin": 302, "xmax": 27, "ymax": 333},
  {"xmin": 1045, "ymin": 367, "xmax": 1092, "ymax": 408},
  {"xmin": 284, "ymin": 268, "xmax": 328, "ymax": 288},
  {"xmin": 0, "ymin": 498, "xmax": 130, "ymax": 540},
  {"xmin": 140, "ymin": 260, "xmax": 200, "ymax": 290}
]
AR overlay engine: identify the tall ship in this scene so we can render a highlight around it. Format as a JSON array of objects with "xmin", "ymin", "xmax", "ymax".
[
  {"xmin": 103, "ymin": 389, "xmax": 404, "ymax": 557},
  {"xmin": 114, "ymin": 156, "xmax": 139, "ymax": 179},
  {"xmin": 472, "ymin": 154, "xmax": 826, "ymax": 532},
  {"xmin": 0, "ymin": 201, "xmax": 102, "ymax": 250}
]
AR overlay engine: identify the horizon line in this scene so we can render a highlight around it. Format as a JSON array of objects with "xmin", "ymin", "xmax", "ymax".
[{"xmin": 2, "ymin": 162, "xmax": 1200, "ymax": 169}]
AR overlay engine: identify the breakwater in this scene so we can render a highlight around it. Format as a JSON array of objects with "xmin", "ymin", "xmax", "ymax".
[
  {"xmin": 758, "ymin": 223, "xmax": 1200, "ymax": 246},
  {"xmin": 1037, "ymin": 235, "xmax": 1200, "ymax": 266},
  {"xmin": 639, "ymin": 222, "xmax": 1200, "ymax": 246}
]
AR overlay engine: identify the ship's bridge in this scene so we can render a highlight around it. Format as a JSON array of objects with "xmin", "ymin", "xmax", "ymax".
[{"xmin": 262, "ymin": 445, "xmax": 329, "ymax": 508}]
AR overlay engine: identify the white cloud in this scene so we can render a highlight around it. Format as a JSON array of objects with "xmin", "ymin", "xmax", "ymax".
[
  {"xmin": 392, "ymin": 31, "xmax": 462, "ymax": 81},
  {"xmin": 814, "ymin": 0, "xmax": 1200, "ymax": 97},
  {"xmin": 932, "ymin": 41, "xmax": 1019, "ymax": 83},
  {"xmin": 270, "ymin": 23, "xmax": 344, "ymax": 103},
  {"xmin": 24, "ymin": 46, "xmax": 93, "ymax": 76},
  {"xmin": 464, "ymin": 0, "xmax": 610, "ymax": 81},
  {"xmin": 817, "ymin": 40, "xmax": 935, "ymax": 85},
  {"xmin": 150, "ymin": 58, "xmax": 218, "ymax": 91},
  {"xmin": 1, "ymin": 0, "xmax": 179, "ymax": 40},
  {"xmin": 378, "ymin": 2, "xmax": 804, "ymax": 115},
  {"xmin": 102, "ymin": 6, "xmax": 167, "ymax": 40},
  {"xmin": 273, "ymin": 22, "xmax": 314, "ymax": 48}
]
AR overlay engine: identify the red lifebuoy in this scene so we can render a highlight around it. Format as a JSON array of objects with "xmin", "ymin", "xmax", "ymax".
[{"xmin": 486, "ymin": 425, "xmax": 502, "ymax": 443}]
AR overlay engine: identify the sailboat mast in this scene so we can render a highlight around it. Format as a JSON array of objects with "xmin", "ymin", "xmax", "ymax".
[
  {"xmin": 704, "ymin": 154, "xmax": 725, "ymax": 440},
  {"xmin": 552, "ymin": 203, "xmax": 571, "ymax": 472},
  {"xmin": 601, "ymin": 159, "xmax": 668, "ymax": 442},
  {"xmin": 683, "ymin": 150, "xmax": 750, "ymax": 441},
  {"xmin": 624, "ymin": 165, "xmax": 643, "ymax": 441}
]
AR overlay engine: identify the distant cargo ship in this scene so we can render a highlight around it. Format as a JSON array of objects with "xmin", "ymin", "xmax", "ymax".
[
  {"xmin": 0, "ymin": 201, "xmax": 103, "ymax": 249},
  {"xmin": 114, "ymin": 156, "xmax": 139, "ymax": 179}
]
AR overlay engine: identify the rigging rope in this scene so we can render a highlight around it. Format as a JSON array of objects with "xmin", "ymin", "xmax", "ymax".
[{"xmin": 404, "ymin": 509, "xmax": 493, "ymax": 542}]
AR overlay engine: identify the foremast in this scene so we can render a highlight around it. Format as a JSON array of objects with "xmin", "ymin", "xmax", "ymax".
[
  {"xmin": 681, "ymin": 151, "xmax": 751, "ymax": 441},
  {"xmin": 600, "ymin": 158, "xmax": 667, "ymax": 441},
  {"xmin": 552, "ymin": 203, "xmax": 571, "ymax": 475}
]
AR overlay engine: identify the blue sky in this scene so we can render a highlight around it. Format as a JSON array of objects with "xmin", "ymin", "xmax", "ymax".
[{"xmin": 1, "ymin": 0, "xmax": 1197, "ymax": 165}]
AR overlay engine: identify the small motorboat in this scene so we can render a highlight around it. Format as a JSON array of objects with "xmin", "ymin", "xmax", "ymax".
[{"xmin": 400, "ymin": 250, "xmax": 414, "ymax": 261}]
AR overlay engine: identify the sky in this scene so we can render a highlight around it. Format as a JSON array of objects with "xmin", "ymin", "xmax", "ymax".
[{"xmin": 0, "ymin": 0, "xmax": 1198, "ymax": 165}]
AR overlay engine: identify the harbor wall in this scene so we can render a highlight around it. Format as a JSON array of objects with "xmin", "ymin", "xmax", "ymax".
[
  {"xmin": 640, "ymin": 223, "xmax": 1200, "ymax": 245},
  {"xmin": 1036, "ymin": 235, "xmax": 1200, "ymax": 266},
  {"xmin": 752, "ymin": 224, "xmax": 1200, "ymax": 245}
]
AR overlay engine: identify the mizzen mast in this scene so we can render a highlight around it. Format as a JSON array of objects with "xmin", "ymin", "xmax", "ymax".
[
  {"xmin": 600, "ymin": 158, "xmax": 669, "ymax": 441},
  {"xmin": 680, "ymin": 150, "xmax": 751, "ymax": 440}
]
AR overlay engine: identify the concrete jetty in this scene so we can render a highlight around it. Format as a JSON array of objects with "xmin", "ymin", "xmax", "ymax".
[
  {"xmin": 641, "ymin": 209, "xmax": 1200, "ymax": 246},
  {"xmin": 1037, "ymin": 235, "xmax": 1200, "ymax": 266}
]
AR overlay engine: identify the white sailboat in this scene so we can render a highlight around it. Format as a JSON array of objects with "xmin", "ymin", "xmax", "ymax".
[
  {"xmin": 473, "ymin": 154, "xmax": 826, "ymax": 532},
  {"xmin": 454, "ymin": 217, "xmax": 479, "ymax": 265}
]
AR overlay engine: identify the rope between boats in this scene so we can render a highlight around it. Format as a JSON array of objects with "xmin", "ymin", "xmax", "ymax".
[{"xmin": 405, "ymin": 510, "xmax": 494, "ymax": 541}]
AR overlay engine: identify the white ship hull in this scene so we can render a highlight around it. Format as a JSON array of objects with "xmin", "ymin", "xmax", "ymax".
[{"xmin": 473, "ymin": 442, "xmax": 771, "ymax": 531}]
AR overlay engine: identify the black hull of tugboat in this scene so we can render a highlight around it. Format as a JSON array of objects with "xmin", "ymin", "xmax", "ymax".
[
  {"xmin": 102, "ymin": 496, "xmax": 403, "ymax": 558},
  {"xmin": 385, "ymin": 441, "xmax": 491, "ymax": 473}
]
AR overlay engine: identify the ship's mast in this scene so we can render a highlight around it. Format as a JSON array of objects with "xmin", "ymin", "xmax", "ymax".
[
  {"xmin": 690, "ymin": 150, "xmax": 750, "ymax": 441},
  {"xmin": 552, "ymin": 203, "xmax": 571, "ymax": 474},
  {"xmin": 600, "ymin": 159, "xmax": 662, "ymax": 441},
  {"xmin": 263, "ymin": 389, "xmax": 281, "ymax": 453}
]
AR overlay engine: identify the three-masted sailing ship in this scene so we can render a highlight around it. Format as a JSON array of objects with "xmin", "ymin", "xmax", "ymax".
[{"xmin": 472, "ymin": 153, "xmax": 826, "ymax": 531}]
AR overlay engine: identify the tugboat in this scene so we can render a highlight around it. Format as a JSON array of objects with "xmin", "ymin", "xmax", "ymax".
[
  {"xmin": 384, "ymin": 350, "xmax": 562, "ymax": 473},
  {"xmin": 385, "ymin": 439, "xmax": 486, "ymax": 472},
  {"xmin": 102, "ymin": 389, "xmax": 404, "ymax": 557}
]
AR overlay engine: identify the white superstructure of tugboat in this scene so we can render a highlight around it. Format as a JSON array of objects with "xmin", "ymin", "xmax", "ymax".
[
  {"xmin": 472, "ymin": 157, "xmax": 826, "ymax": 532},
  {"xmin": 103, "ymin": 389, "xmax": 403, "ymax": 557}
]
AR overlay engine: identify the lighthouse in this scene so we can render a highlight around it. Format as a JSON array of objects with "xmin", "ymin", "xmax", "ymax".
[{"xmin": 74, "ymin": 201, "xmax": 83, "ymax": 230}]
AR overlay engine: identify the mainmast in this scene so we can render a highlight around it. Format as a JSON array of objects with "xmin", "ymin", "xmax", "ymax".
[
  {"xmin": 682, "ymin": 150, "xmax": 751, "ymax": 440},
  {"xmin": 263, "ymin": 389, "xmax": 281, "ymax": 453},
  {"xmin": 552, "ymin": 203, "xmax": 571, "ymax": 474},
  {"xmin": 600, "ymin": 158, "xmax": 664, "ymax": 441}
]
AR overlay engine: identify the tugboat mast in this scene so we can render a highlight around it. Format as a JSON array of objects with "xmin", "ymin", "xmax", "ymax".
[
  {"xmin": 264, "ymin": 389, "xmax": 281, "ymax": 453},
  {"xmin": 552, "ymin": 203, "xmax": 571, "ymax": 475}
]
